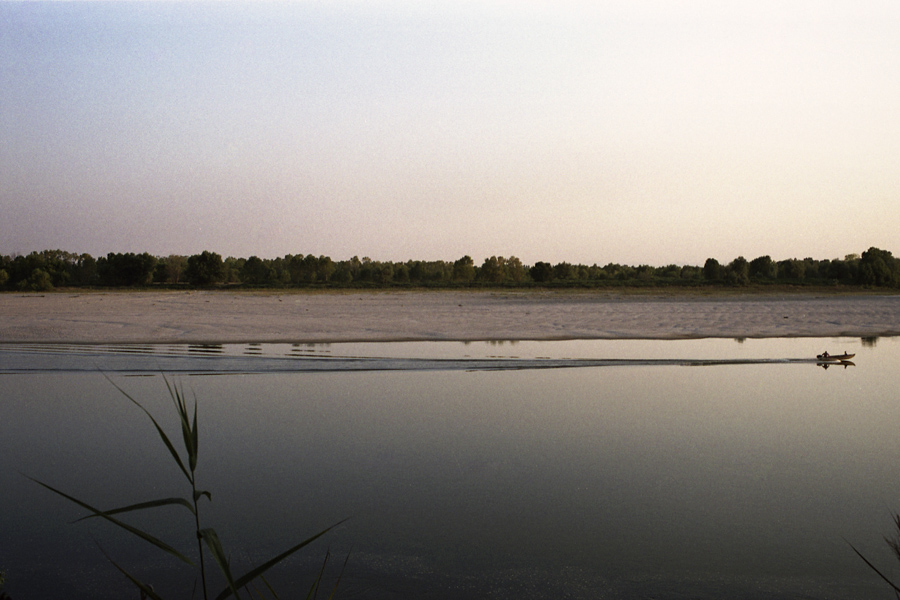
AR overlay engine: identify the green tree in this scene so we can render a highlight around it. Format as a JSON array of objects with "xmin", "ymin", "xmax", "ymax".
[
  {"xmin": 356, "ymin": 257, "xmax": 376, "ymax": 283},
  {"xmin": 529, "ymin": 262, "xmax": 553, "ymax": 283},
  {"xmin": 222, "ymin": 257, "xmax": 243, "ymax": 284},
  {"xmin": 505, "ymin": 256, "xmax": 526, "ymax": 283},
  {"xmin": 240, "ymin": 256, "xmax": 274, "ymax": 285},
  {"xmin": 186, "ymin": 251, "xmax": 225, "ymax": 286},
  {"xmin": 749, "ymin": 255, "xmax": 776, "ymax": 280},
  {"xmin": 164, "ymin": 255, "xmax": 189, "ymax": 284},
  {"xmin": 407, "ymin": 261, "xmax": 427, "ymax": 283},
  {"xmin": 726, "ymin": 256, "xmax": 750, "ymax": 286},
  {"xmin": 347, "ymin": 256, "xmax": 363, "ymax": 281},
  {"xmin": 778, "ymin": 259, "xmax": 806, "ymax": 281},
  {"xmin": 393, "ymin": 263, "xmax": 410, "ymax": 283},
  {"xmin": 19, "ymin": 268, "xmax": 54, "ymax": 291},
  {"xmin": 294, "ymin": 255, "xmax": 320, "ymax": 283},
  {"xmin": 635, "ymin": 265, "xmax": 655, "ymax": 281},
  {"xmin": 331, "ymin": 260, "xmax": 354, "ymax": 284},
  {"xmin": 98, "ymin": 253, "xmax": 157, "ymax": 286},
  {"xmin": 858, "ymin": 247, "xmax": 900, "ymax": 287},
  {"xmin": 826, "ymin": 257, "xmax": 854, "ymax": 282},
  {"xmin": 313, "ymin": 255, "xmax": 335, "ymax": 283},
  {"xmin": 587, "ymin": 265, "xmax": 609, "ymax": 280},
  {"xmin": 658, "ymin": 264, "xmax": 682, "ymax": 279},
  {"xmin": 477, "ymin": 256, "xmax": 505, "ymax": 283},
  {"xmin": 376, "ymin": 262, "xmax": 394, "ymax": 284},
  {"xmin": 552, "ymin": 262, "xmax": 575, "ymax": 281},
  {"xmin": 703, "ymin": 258, "xmax": 723, "ymax": 281},
  {"xmin": 69, "ymin": 253, "xmax": 98, "ymax": 286},
  {"xmin": 452, "ymin": 255, "xmax": 475, "ymax": 282},
  {"xmin": 406, "ymin": 260, "xmax": 451, "ymax": 283},
  {"xmin": 680, "ymin": 265, "xmax": 702, "ymax": 280}
]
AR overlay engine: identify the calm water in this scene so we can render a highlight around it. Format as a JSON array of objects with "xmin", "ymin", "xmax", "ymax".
[{"xmin": 1, "ymin": 337, "xmax": 899, "ymax": 599}]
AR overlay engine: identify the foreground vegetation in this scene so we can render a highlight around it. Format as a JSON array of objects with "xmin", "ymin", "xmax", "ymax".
[
  {"xmin": 27, "ymin": 376, "xmax": 344, "ymax": 600},
  {"xmin": 2, "ymin": 247, "xmax": 900, "ymax": 292}
]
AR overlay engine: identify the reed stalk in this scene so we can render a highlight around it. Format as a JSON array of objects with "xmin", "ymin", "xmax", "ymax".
[{"xmin": 29, "ymin": 374, "xmax": 345, "ymax": 599}]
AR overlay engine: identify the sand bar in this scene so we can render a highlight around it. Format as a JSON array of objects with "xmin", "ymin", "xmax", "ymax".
[{"xmin": 1, "ymin": 290, "xmax": 899, "ymax": 344}]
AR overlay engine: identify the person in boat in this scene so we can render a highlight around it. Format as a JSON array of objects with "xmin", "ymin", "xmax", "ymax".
[{"xmin": 821, "ymin": 351, "xmax": 829, "ymax": 358}]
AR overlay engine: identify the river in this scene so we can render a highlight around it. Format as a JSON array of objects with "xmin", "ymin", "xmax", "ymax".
[{"xmin": 1, "ymin": 337, "xmax": 898, "ymax": 599}]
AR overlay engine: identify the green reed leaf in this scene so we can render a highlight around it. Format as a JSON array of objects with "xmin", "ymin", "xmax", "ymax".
[
  {"xmin": 259, "ymin": 575, "xmax": 279, "ymax": 600},
  {"xmin": 98, "ymin": 546, "xmax": 166, "ymax": 600},
  {"xmin": 104, "ymin": 373, "xmax": 192, "ymax": 483},
  {"xmin": 170, "ymin": 382, "xmax": 198, "ymax": 477},
  {"xmin": 245, "ymin": 583, "xmax": 263, "ymax": 600},
  {"xmin": 26, "ymin": 475, "xmax": 195, "ymax": 566},
  {"xmin": 848, "ymin": 541, "xmax": 900, "ymax": 594},
  {"xmin": 194, "ymin": 489, "xmax": 212, "ymax": 503},
  {"xmin": 190, "ymin": 396, "xmax": 199, "ymax": 473},
  {"xmin": 73, "ymin": 497, "xmax": 196, "ymax": 522},
  {"xmin": 325, "ymin": 550, "xmax": 351, "ymax": 600},
  {"xmin": 215, "ymin": 520, "xmax": 348, "ymax": 600},
  {"xmin": 201, "ymin": 527, "xmax": 242, "ymax": 600},
  {"xmin": 304, "ymin": 550, "xmax": 328, "ymax": 600}
]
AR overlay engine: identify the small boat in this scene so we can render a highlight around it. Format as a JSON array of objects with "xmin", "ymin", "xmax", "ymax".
[{"xmin": 816, "ymin": 352, "xmax": 855, "ymax": 361}]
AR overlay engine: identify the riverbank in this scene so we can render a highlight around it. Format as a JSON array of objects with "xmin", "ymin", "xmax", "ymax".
[{"xmin": 2, "ymin": 289, "xmax": 899, "ymax": 344}]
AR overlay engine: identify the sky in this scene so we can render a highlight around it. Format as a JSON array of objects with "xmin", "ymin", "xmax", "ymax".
[{"xmin": 2, "ymin": 1, "xmax": 899, "ymax": 267}]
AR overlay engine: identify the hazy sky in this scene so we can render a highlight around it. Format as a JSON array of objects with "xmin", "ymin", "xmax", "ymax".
[{"xmin": 2, "ymin": 1, "xmax": 898, "ymax": 266}]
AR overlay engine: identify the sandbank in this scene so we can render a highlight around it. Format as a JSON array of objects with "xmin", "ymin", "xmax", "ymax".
[{"xmin": 1, "ymin": 290, "xmax": 898, "ymax": 344}]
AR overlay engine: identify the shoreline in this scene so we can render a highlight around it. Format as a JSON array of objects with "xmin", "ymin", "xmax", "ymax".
[{"xmin": 2, "ymin": 289, "xmax": 899, "ymax": 344}]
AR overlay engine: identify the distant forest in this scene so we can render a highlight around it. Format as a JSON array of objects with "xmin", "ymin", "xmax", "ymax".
[{"xmin": 2, "ymin": 247, "xmax": 900, "ymax": 291}]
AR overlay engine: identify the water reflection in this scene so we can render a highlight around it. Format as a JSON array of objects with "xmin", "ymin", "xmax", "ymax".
[
  {"xmin": 817, "ymin": 361, "xmax": 856, "ymax": 369},
  {"xmin": 288, "ymin": 342, "xmax": 332, "ymax": 358},
  {"xmin": 187, "ymin": 344, "xmax": 223, "ymax": 355},
  {"xmin": 103, "ymin": 344, "xmax": 154, "ymax": 354}
]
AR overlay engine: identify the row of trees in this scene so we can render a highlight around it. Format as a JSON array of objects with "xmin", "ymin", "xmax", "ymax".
[{"xmin": 2, "ymin": 248, "xmax": 899, "ymax": 292}]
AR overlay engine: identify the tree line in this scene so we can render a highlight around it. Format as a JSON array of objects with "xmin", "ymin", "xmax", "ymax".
[{"xmin": 1, "ymin": 247, "xmax": 899, "ymax": 292}]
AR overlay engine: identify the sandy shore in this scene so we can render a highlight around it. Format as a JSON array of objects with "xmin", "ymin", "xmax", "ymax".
[{"xmin": 1, "ymin": 290, "xmax": 899, "ymax": 344}]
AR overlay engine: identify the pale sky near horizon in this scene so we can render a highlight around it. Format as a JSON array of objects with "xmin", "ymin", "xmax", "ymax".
[{"xmin": 2, "ymin": 1, "xmax": 898, "ymax": 267}]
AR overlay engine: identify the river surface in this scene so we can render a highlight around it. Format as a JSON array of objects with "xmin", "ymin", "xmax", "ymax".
[{"xmin": 1, "ymin": 337, "xmax": 899, "ymax": 599}]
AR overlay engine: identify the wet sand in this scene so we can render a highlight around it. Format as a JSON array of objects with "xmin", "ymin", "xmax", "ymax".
[{"xmin": 1, "ymin": 290, "xmax": 898, "ymax": 344}]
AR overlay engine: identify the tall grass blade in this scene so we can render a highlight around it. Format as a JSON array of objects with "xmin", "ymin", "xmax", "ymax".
[
  {"xmin": 103, "ymin": 373, "xmax": 192, "ymax": 483},
  {"xmin": 98, "ymin": 546, "xmax": 166, "ymax": 600},
  {"xmin": 304, "ymin": 574, "xmax": 319, "ymax": 600},
  {"xmin": 74, "ymin": 497, "xmax": 196, "ymax": 522},
  {"xmin": 848, "ymin": 541, "xmax": 900, "ymax": 594},
  {"xmin": 25, "ymin": 475, "xmax": 195, "ymax": 566},
  {"xmin": 190, "ymin": 396, "xmax": 200, "ymax": 473},
  {"xmin": 305, "ymin": 549, "xmax": 328, "ymax": 600},
  {"xmin": 168, "ymin": 380, "xmax": 197, "ymax": 476},
  {"xmin": 246, "ymin": 583, "xmax": 263, "ymax": 600},
  {"xmin": 201, "ymin": 528, "xmax": 242, "ymax": 600},
  {"xmin": 148, "ymin": 411, "xmax": 193, "ymax": 483},
  {"xmin": 216, "ymin": 520, "xmax": 347, "ymax": 600},
  {"xmin": 176, "ymin": 392, "xmax": 196, "ymax": 474},
  {"xmin": 326, "ymin": 550, "xmax": 351, "ymax": 600},
  {"xmin": 259, "ymin": 575, "xmax": 279, "ymax": 600}
]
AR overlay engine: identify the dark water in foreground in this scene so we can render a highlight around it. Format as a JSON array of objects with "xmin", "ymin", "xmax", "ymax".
[{"xmin": 1, "ymin": 337, "xmax": 899, "ymax": 599}]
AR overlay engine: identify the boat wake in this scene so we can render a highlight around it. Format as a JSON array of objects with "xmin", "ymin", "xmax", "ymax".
[{"xmin": 0, "ymin": 343, "xmax": 833, "ymax": 374}]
